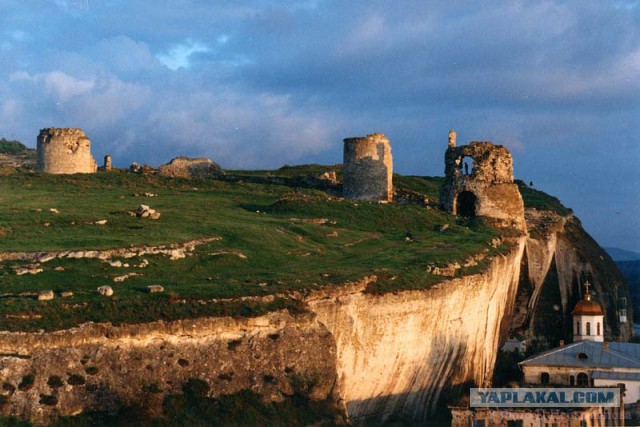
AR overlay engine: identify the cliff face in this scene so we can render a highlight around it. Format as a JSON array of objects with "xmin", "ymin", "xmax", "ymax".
[
  {"xmin": 0, "ymin": 209, "xmax": 629, "ymax": 424},
  {"xmin": 307, "ymin": 237, "xmax": 527, "ymax": 422},
  {"xmin": 0, "ymin": 313, "xmax": 339, "ymax": 425},
  {"xmin": 511, "ymin": 209, "xmax": 632, "ymax": 345},
  {"xmin": 0, "ymin": 240, "xmax": 526, "ymax": 424}
]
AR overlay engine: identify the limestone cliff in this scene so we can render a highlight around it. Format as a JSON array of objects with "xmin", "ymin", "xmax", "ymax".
[
  {"xmin": 0, "ymin": 240, "xmax": 527, "ymax": 424},
  {"xmin": 0, "ymin": 313, "xmax": 339, "ymax": 425},
  {"xmin": 510, "ymin": 209, "xmax": 632, "ymax": 346},
  {"xmin": 0, "ymin": 211, "xmax": 629, "ymax": 424},
  {"xmin": 307, "ymin": 237, "xmax": 527, "ymax": 422}
]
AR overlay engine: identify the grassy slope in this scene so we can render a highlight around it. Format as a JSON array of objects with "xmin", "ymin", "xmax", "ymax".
[{"xmin": 0, "ymin": 168, "xmax": 502, "ymax": 331}]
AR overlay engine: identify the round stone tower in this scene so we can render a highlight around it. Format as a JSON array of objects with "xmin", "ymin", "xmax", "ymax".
[
  {"xmin": 36, "ymin": 128, "xmax": 97, "ymax": 174},
  {"xmin": 343, "ymin": 133, "xmax": 393, "ymax": 202},
  {"xmin": 439, "ymin": 131, "xmax": 526, "ymax": 231}
]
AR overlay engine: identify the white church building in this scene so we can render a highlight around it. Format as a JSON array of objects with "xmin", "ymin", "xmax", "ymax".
[{"xmin": 521, "ymin": 282, "xmax": 640, "ymax": 403}]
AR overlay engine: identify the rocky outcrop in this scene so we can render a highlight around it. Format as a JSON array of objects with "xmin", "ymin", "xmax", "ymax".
[
  {"xmin": 158, "ymin": 157, "xmax": 224, "ymax": 179},
  {"xmin": 0, "ymin": 237, "xmax": 220, "ymax": 264},
  {"xmin": 0, "ymin": 313, "xmax": 338, "ymax": 425},
  {"xmin": 307, "ymin": 237, "xmax": 527, "ymax": 422},
  {"xmin": 0, "ymin": 239, "xmax": 526, "ymax": 424},
  {"xmin": 510, "ymin": 210, "xmax": 632, "ymax": 345}
]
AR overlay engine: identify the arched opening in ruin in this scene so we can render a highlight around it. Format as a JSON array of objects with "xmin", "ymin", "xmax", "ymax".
[
  {"xmin": 461, "ymin": 156, "xmax": 474, "ymax": 175},
  {"xmin": 455, "ymin": 191, "xmax": 477, "ymax": 217}
]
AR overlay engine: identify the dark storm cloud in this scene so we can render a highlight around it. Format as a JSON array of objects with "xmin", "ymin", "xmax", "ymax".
[{"xmin": 0, "ymin": 0, "xmax": 638, "ymax": 251}]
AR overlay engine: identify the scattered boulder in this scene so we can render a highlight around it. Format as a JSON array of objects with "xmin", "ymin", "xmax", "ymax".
[
  {"xmin": 317, "ymin": 170, "xmax": 338, "ymax": 184},
  {"xmin": 158, "ymin": 157, "xmax": 224, "ymax": 179},
  {"xmin": 113, "ymin": 272, "xmax": 138, "ymax": 282},
  {"xmin": 129, "ymin": 162, "xmax": 141, "ymax": 173},
  {"xmin": 94, "ymin": 219, "xmax": 107, "ymax": 225},
  {"xmin": 60, "ymin": 291, "xmax": 74, "ymax": 298},
  {"xmin": 15, "ymin": 265, "xmax": 43, "ymax": 276},
  {"xmin": 48, "ymin": 208, "xmax": 60, "ymax": 214},
  {"xmin": 146, "ymin": 285, "xmax": 164, "ymax": 293},
  {"xmin": 37, "ymin": 290, "xmax": 55, "ymax": 301},
  {"xmin": 106, "ymin": 260, "xmax": 123, "ymax": 268},
  {"xmin": 135, "ymin": 205, "xmax": 161, "ymax": 220},
  {"xmin": 97, "ymin": 285, "xmax": 113, "ymax": 297}
]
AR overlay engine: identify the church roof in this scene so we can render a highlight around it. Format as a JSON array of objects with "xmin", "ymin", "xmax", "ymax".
[
  {"xmin": 572, "ymin": 298, "xmax": 604, "ymax": 316},
  {"xmin": 520, "ymin": 340, "xmax": 640, "ymax": 369},
  {"xmin": 572, "ymin": 281, "xmax": 604, "ymax": 316}
]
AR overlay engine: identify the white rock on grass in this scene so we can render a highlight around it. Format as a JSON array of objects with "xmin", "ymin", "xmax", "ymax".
[
  {"xmin": 146, "ymin": 285, "xmax": 164, "ymax": 293},
  {"xmin": 37, "ymin": 290, "xmax": 55, "ymax": 301},
  {"xmin": 97, "ymin": 285, "xmax": 114, "ymax": 297}
]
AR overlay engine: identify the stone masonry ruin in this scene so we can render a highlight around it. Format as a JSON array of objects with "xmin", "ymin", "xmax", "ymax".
[
  {"xmin": 343, "ymin": 133, "xmax": 393, "ymax": 202},
  {"xmin": 36, "ymin": 128, "xmax": 97, "ymax": 174},
  {"xmin": 439, "ymin": 130, "xmax": 526, "ymax": 231},
  {"xmin": 158, "ymin": 157, "xmax": 224, "ymax": 179}
]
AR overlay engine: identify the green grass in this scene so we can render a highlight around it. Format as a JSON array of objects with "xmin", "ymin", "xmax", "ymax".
[
  {"xmin": 0, "ymin": 168, "xmax": 503, "ymax": 331},
  {"xmin": 393, "ymin": 175, "xmax": 443, "ymax": 199},
  {"xmin": 0, "ymin": 139, "xmax": 30, "ymax": 155},
  {"xmin": 516, "ymin": 180, "xmax": 571, "ymax": 216}
]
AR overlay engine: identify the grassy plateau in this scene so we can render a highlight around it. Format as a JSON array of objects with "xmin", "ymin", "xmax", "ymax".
[{"xmin": 0, "ymin": 166, "xmax": 512, "ymax": 331}]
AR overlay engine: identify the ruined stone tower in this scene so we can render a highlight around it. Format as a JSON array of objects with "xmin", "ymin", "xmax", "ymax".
[
  {"xmin": 36, "ymin": 128, "xmax": 97, "ymax": 174},
  {"xmin": 103, "ymin": 155, "xmax": 112, "ymax": 171},
  {"xmin": 343, "ymin": 133, "xmax": 393, "ymax": 202},
  {"xmin": 439, "ymin": 131, "xmax": 526, "ymax": 231}
]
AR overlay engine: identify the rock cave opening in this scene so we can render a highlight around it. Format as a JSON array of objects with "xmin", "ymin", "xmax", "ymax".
[{"xmin": 455, "ymin": 191, "xmax": 477, "ymax": 218}]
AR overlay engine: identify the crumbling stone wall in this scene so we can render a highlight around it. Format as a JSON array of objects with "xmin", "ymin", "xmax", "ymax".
[
  {"xmin": 439, "ymin": 132, "xmax": 526, "ymax": 231},
  {"xmin": 158, "ymin": 157, "xmax": 224, "ymax": 179},
  {"xmin": 343, "ymin": 133, "xmax": 393, "ymax": 202},
  {"xmin": 36, "ymin": 128, "xmax": 97, "ymax": 174}
]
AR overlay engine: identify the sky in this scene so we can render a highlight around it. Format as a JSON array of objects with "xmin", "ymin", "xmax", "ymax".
[{"xmin": 1, "ymin": 1, "xmax": 639, "ymax": 252}]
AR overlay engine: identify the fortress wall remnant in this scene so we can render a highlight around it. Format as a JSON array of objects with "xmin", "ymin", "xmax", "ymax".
[
  {"xmin": 343, "ymin": 133, "xmax": 393, "ymax": 202},
  {"xmin": 36, "ymin": 128, "xmax": 97, "ymax": 174},
  {"xmin": 158, "ymin": 157, "xmax": 224, "ymax": 179},
  {"xmin": 439, "ymin": 133, "xmax": 526, "ymax": 231}
]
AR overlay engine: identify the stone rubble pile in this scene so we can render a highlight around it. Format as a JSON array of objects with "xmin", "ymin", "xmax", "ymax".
[{"xmin": 135, "ymin": 205, "xmax": 161, "ymax": 220}]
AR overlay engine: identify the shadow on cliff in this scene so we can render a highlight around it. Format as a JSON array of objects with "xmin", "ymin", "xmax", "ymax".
[{"xmin": 345, "ymin": 336, "xmax": 477, "ymax": 426}]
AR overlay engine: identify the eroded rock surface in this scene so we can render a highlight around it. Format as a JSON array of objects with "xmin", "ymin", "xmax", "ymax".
[
  {"xmin": 158, "ymin": 157, "xmax": 224, "ymax": 179},
  {"xmin": 0, "ymin": 313, "xmax": 338, "ymax": 424}
]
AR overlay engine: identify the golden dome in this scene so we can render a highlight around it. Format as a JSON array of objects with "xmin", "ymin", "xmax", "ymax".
[
  {"xmin": 572, "ymin": 299, "xmax": 604, "ymax": 316},
  {"xmin": 573, "ymin": 281, "xmax": 604, "ymax": 316}
]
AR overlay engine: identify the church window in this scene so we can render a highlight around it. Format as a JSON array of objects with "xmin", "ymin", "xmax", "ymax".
[
  {"xmin": 577, "ymin": 373, "xmax": 589, "ymax": 386},
  {"xmin": 597, "ymin": 322, "xmax": 600, "ymax": 335},
  {"xmin": 576, "ymin": 321, "xmax": 580, "ymax": 335},
  {"xmin": 586, "ymin": 322, "xmax": 591, "ymax": 335},
  {"xmin": 540, "ymin": 372, "xmax": 550, "ymax": 384},
  {"xmin": 570, "ymin": 375, "xmax": 575, "ymax": 386}
]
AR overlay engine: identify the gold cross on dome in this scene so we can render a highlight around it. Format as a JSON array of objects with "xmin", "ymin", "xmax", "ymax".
[{"xmin": 584, "ymin": 280, "xmax": 591, "ymax": 296}]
